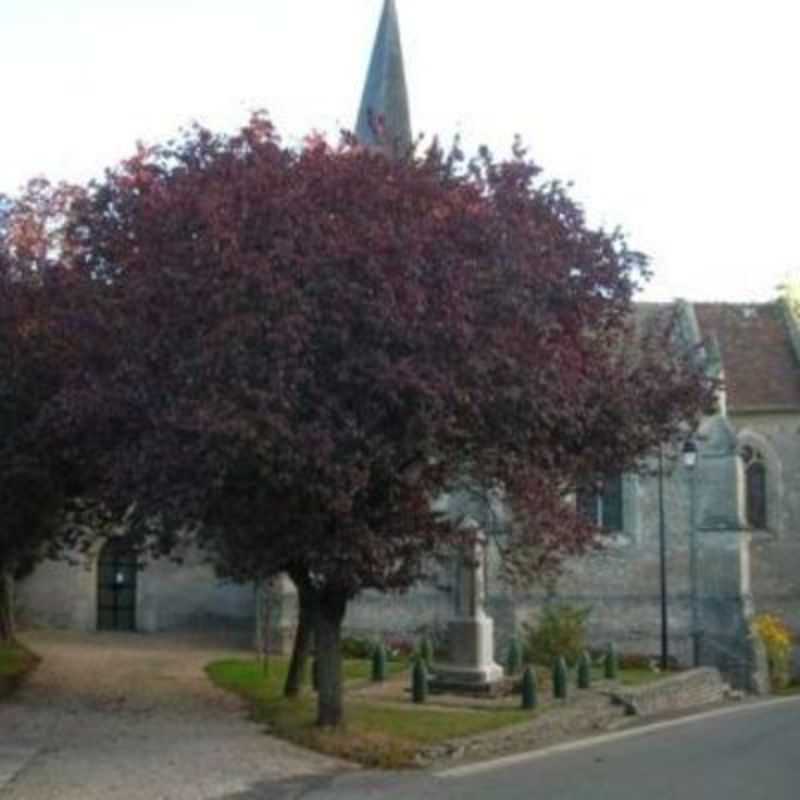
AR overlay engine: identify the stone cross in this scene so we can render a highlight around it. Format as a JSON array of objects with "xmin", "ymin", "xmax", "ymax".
[{"xmin": 454, "ymin": 522, "xmax": 487, "ymax": 620}]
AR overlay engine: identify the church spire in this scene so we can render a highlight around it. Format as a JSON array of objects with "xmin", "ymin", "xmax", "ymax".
[{"xmin": 355, "ymin": 0, "xmax": 412, "ymax": 155}]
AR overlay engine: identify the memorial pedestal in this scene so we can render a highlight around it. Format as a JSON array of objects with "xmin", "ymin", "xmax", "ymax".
[{"xmin": 429, "ymin": 614, "xmax": 504, "ymax": 694}]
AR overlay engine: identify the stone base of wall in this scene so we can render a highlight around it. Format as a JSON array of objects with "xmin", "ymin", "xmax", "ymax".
[{"xmin": 610, "ymin": 667, "xmax": 729, "ymax": 716}]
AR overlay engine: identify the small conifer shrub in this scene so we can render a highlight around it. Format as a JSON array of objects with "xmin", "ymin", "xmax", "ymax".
[
  {"xmin": 577, "ymin": 651, "xmax": 592, "ymax": 689},
  {"xmin": 521, "ymin": 665, "xmax": 538, "ymax": 710},
  {"xmin": 371, "ymin": 642, "xmax": 387, "ymax": 682},
  {"xmin": 419, "ymin": 636, "xmax": 434, "ymax": 667},
  {"xmin": 604, "ymin": 642, "xmax": 619, "ymax": 680},
  {"xmin": 553, "ymin": 656, "xmax": 568, "ymax": 700},
  {"xmin": 412, "ymin": 658, "xmax": 428, "ymax": 703}
]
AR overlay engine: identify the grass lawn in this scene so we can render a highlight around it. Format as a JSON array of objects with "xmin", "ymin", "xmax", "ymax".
[
  {"xmin": 581, "ymin": 665, "xmax": 668, "ymax": 687},
  {"xmin": 618, "ymin": 668, "xmax": 673, "ymax": 686},
  {"xmin": 207, "ymin": 657, "xmax": 533, "ymax": 768},
  {"xmin": 0, "ymin": 640, "xmax": 40, "ymax": 699}
]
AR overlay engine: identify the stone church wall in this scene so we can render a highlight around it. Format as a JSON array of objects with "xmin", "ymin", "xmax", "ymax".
[
  {"xmin": 343, "ymin": 424, "xmax": 799, "ymax": 685},
  {"xmin": 15, "ymin": 412, "xmax": 800, "ymax": 686},
  {"xmin": 734, "ymin": 411, "xmax": 800, "ymax": 640},
  {"xmin": 341, "ymin": 466, "xmax": 696, "ymax": 663},
  {"xmin": 16, "ymin": 541, "xmax": 254, "ymax": 634}
]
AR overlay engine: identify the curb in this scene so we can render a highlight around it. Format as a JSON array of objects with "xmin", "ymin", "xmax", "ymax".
[
  {"xmin": 0, "ymin": 745, "xmax": 39, "ymax": 792},
  {"xmin": 437, "ymin": 693, "xmax": 800, "ymax": 778}
]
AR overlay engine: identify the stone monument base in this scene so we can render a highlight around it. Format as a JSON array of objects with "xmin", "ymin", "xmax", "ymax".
[
  {"xmin": 428, "ymin": 663, "xmax": 506, "ymax": 696},
  {"xmin": 428, "ymin": 615, "xmax": 505, "ymax": 695}
]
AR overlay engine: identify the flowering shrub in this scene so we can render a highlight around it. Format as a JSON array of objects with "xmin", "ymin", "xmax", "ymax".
[
  {"xmin": 754, "ymin": 613, "xmax": 794, "ymax": 689},
  {"xmin": 523, "ymin": 605, "xmax": 591, "ymax": 666}
]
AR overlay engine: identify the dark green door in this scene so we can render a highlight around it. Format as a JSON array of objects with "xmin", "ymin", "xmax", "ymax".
[{"xmin": 97, "ymin": 539, "xmax": 137, "ymax": 631}]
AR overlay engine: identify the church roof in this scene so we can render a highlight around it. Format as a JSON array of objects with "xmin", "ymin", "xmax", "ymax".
[
  {"xmin": 693, "ymin": 302, "xmax": 800, "ymax": 411},
  {"xmin": 355, "ymin": 0, "xmax": 412, "ymax": 154}
]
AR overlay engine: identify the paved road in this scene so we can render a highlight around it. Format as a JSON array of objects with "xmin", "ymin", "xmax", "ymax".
[
  {"xmin": 264, "ymin": 697, "xmax": 800, "ymax": 800},
  {"xmin": 0, "ymin": 631, "xmax": 343, "ymax": 799}
]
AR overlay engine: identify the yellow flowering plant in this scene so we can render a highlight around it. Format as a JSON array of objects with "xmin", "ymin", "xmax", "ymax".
[{"xmin": 753, "ymin": 613, "xmax": 794, "ymax": 689}]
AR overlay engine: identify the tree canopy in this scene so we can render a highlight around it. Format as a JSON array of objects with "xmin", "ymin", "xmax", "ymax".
[
  {"xmin": 0, "ymin": 180, "xmax": 87, "ymax": 640},
  {"xmin": 15, "ymin": 116, "xmax": 714, "ymax": 722}
]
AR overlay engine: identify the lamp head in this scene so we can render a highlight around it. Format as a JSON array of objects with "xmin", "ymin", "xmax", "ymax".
[{"xmin": 682, "ymin": 438, "xmax": 698, "ymax": 469}]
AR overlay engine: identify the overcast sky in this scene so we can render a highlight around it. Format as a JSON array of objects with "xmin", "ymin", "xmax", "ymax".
[{"xmin": 2, "ymin": 0, "xmax": 798, "ymax": 302}]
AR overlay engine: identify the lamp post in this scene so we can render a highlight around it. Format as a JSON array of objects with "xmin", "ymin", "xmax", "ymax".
[
  {"xmin": 682, "ymin": 438, "xmax": 701, "ymax": 667},
  {"xmin": 657, "ymin": 444, "xmax": 669, "ymax": 671}
]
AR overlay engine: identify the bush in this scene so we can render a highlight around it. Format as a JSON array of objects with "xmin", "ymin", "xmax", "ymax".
[
  {"xmin": 523, "ymin": 605, "xmax": 590, "ymax": 666},
  {"xmin": 340, "ymin": 636, "xmax": 375, "ymax": 660},
  {"xmin": 754, "ymin": 613, "xmax": 794, "ymax": 690},
  {"xmin": 384, "ymin": 637, "xmax": 416, "ymax": 662}
]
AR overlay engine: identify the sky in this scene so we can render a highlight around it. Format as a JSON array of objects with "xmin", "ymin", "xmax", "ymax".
[{"xmin": 1, "ymin": 0, "xmax": 798, "ymax": 303}]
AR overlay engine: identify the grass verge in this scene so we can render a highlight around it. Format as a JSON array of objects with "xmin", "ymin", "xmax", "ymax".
[
  {"xmin": 775, "ymin": 680, "xmax": 800, "ymax": 696},
  {"xmin": 207, "ymin": 658, "xmax": 532, "ymax": 768},
  {"xmin": 0, "ymin": 640, "xmax": 40, "ymax": 699},
  {"xmin": 618, "ymin": 667, "xmax": 673, "ymax": 686}
]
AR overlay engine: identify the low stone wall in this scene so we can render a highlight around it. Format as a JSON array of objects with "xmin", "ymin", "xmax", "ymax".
[
  {"xmin": 416, "ymin": 691, "xmax": 627, "ymax": 766},
  {"xmin": 611, "ymin": 667, "xmax": 729, "ymax": 716}
]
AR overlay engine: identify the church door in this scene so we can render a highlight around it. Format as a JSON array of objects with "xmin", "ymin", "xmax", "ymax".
[{"xmin": 97, "ymin": 539, "xmax": 138, "ymax": 631}]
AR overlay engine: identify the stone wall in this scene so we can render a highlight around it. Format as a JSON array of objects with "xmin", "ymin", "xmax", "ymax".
[
  {"xmin": 611, "ymin": 667, "xmax": 729, "ymax": 716},
  {"xmin": 16, "ymin": 542, "xmax": 254, "ymax": 634},
  {"xmin": 734, "ymin": 412, "xmax": 800, "ymax": 635},
  {"xmin": 15, "ymin": 405, "xmax": 800, "ymax": 688},
  {"xmin": 732, "ymin": 410, "xmax": 800, "ymax": 680},
  {"xmin": 342, "ymin": 459, "xmax": 697, "ymax": 661}
]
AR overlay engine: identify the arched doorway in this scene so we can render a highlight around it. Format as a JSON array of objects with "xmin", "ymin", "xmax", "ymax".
[{"xmin": 97, "ymin": 539, "xmax": 138, "ymax": 631}]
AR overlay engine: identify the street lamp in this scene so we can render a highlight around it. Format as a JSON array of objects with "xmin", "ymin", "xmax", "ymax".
[
  {"xmin": 657, "ymin": 444, "xmax": 668, "ymax": 671},
  {"xmin": 682, "ymin": 438, "xmax": 701, "ymax": 666}
]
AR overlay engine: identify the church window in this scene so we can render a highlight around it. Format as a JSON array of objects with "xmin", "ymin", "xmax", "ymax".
[
  {"xmin": 741, "ymin": 446, "xmax": 767, "ymax": 529},
  {"xmin": 576, "ymin": 474, "xmax": 623, "ymax": 532}
]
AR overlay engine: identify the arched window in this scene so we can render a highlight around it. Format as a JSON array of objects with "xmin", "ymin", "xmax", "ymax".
[
  {"xmin": 741, "ymin": 445, "xmax": 767, "ymax": 530},
  {"xmin": 576, "ymin": 474, "xmax": 623, "ymax": 532}
]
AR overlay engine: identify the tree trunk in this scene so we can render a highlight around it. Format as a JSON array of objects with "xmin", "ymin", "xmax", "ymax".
[
  {"xmin": 315, "ymin": 586, "xmax": 347, "ymax": 728},
  {"xmin": 283, "ymin": 566, "xmax": 317, "ymax": 699},
  {"xmin": 0, "ymin": 567, "xmax": 16, "ymax": 644},
  {"xmin": 254, "ymin": 578, "xmax": 272, "ymax": 677}
]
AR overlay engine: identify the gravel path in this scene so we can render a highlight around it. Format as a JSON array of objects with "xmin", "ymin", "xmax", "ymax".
[{"xmin": 0, "ymin": 630, "xmax": 345, "ymax": 799}]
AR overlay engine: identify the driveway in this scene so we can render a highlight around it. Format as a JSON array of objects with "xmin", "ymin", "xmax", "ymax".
[{"xmin": 0, "ymin": 630, "xmax": 343, "ymax": 799}]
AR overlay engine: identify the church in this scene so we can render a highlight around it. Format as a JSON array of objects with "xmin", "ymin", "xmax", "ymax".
[{"xmin": 16, "ymin": 1, "xmax": 799, "ymax": 686}]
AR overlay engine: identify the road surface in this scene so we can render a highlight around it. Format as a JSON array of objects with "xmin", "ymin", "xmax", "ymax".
[{"xmin": 269, "ymin": 696, "xmax": 800, "ymax": 800}]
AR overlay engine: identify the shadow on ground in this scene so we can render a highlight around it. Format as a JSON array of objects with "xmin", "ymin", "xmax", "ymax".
[
  {"xmin": 214, "ymin": 771, "xmax": 437, "ymax": 800},
  {"xmin": 214, "ymin": 774, "xmax": 336, "ymax": 800}
]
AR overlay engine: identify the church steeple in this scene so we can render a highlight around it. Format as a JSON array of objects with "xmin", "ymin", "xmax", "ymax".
[{"xmin": 355, "ymin": 0, "xmax": 412, "ymax": 155}]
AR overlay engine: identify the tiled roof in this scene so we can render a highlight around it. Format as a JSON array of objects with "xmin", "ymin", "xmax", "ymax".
[{"xmin": 693, "ymin": 302, "xmax": 800, "ymax": 410}]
